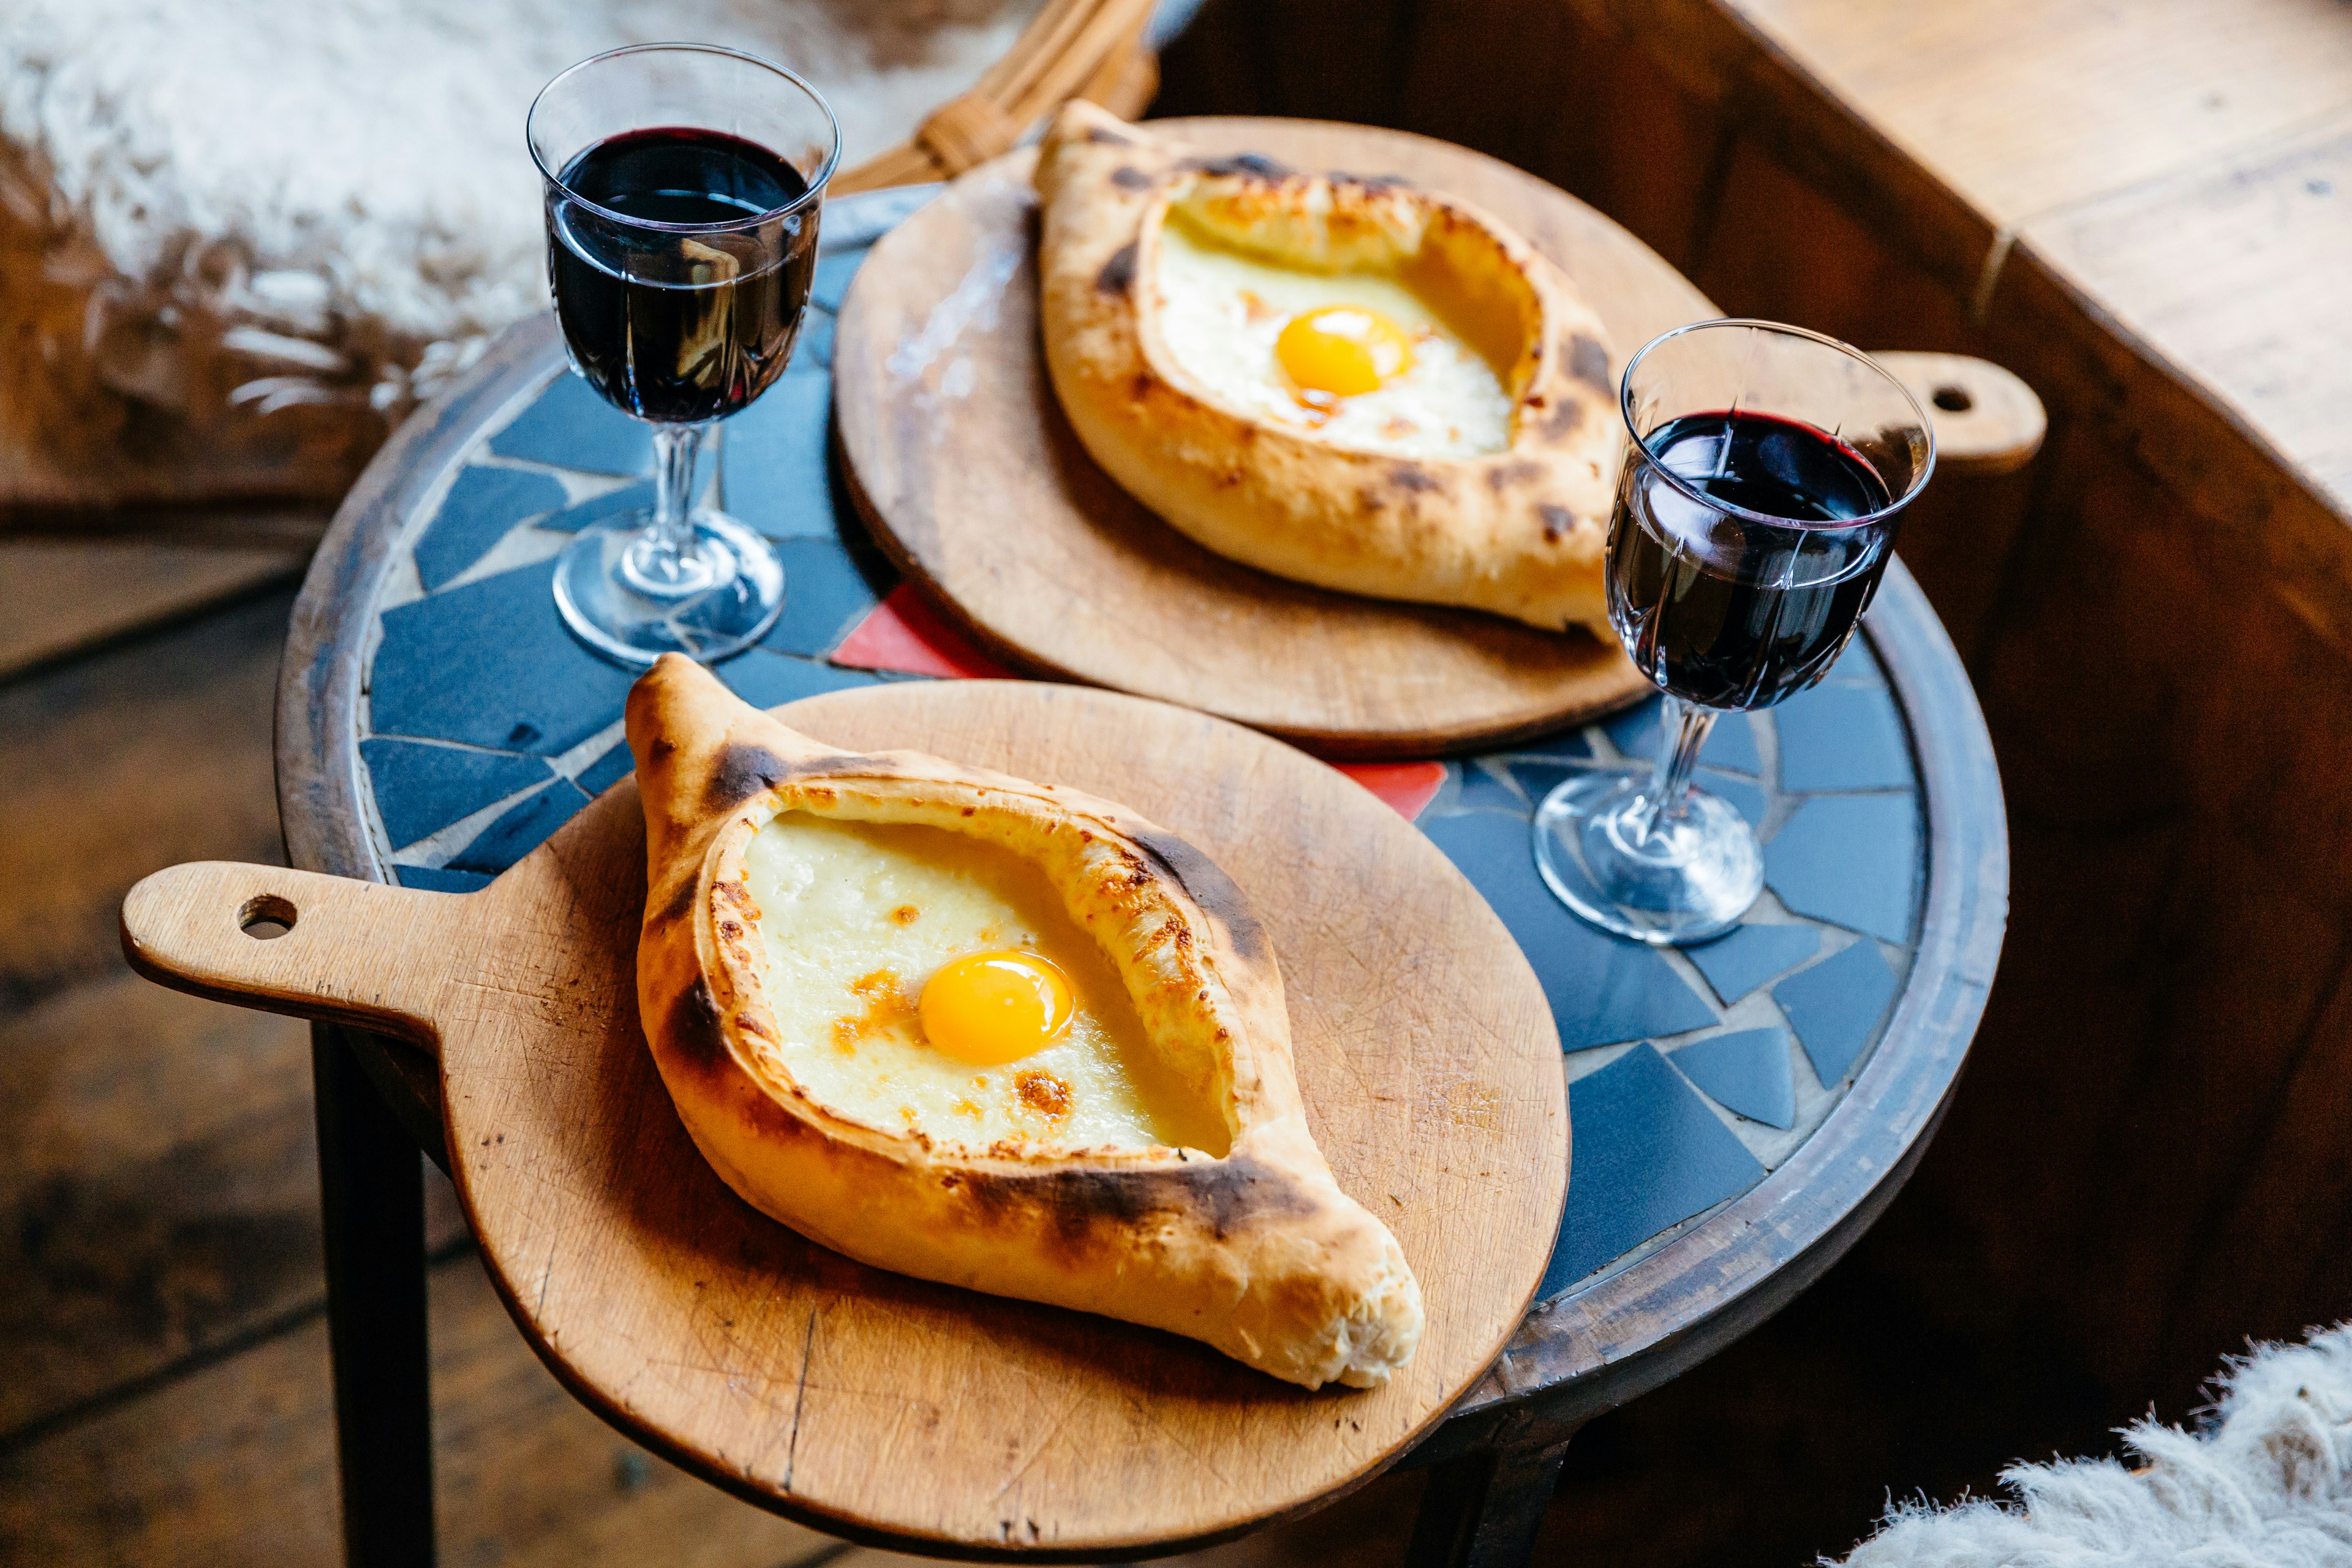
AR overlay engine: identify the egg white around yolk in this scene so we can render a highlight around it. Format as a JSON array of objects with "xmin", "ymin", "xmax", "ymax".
[
  {"xmin": 740, "ymin": 813, "xmax": 1232, "ymax": 1155},
  {"xmin": 1153, "ymin": 215, "xmax": 1514, "ymax": 459}
]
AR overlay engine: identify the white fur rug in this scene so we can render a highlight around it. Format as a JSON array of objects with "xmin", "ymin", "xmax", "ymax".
[
  {"xmin": 0, "ymin": 0, "xmax": 1036, "ymax": 501},
  {"xmin": 1838, "ymin": 1325, "xmax": 2352, "ymax": 1568}
]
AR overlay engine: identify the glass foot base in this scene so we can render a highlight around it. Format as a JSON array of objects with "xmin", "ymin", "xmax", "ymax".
[
  {"xmin": 1532, "ymin": 769, "xmax": 1763, "ymax": 945},
  {"xmin": 552, "ymin": 511, "xmax": 785, "ymax": 666}
]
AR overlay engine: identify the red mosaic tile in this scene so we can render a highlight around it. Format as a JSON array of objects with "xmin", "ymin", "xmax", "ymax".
[
  {"xmin": 831, "ymin": 584, "xmax": 1016, "ymax": 680},
  {"xmin": 1338, "ymin": 761, "xmax": 1446, "ymax": 821}
]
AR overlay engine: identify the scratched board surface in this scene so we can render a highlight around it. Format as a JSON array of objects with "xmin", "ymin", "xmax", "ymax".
[{"xmin": 353, "ymin": 187, "xmax": 1926, "ymax": 1303}]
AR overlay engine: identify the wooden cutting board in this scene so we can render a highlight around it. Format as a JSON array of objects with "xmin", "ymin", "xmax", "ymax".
[
  {"xmin": 121, "ymin": 680, "xmax": 1567, "ymax": 1559},
  {"xmin": 832, "ymin": 117, "xmax": 1710, "ymax": 758}
]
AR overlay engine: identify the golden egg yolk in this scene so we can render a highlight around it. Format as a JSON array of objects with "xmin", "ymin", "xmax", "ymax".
[
  {"xmin": 918, "ymin": 951, "xmax": 1075, "ymax": 1066},
  {"xmin": 1275, "ymin": 307, "xmax": 1415, "ymax": 399}
]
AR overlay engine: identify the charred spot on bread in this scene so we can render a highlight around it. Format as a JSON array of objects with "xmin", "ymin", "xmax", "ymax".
[
  {"xmin": 1127, "ymin": 826, "xmax": 1273, "ymax": 966},
  {"xmin": 1096, "ymin": 241, "xmax": 1139, "ymax": 295},
  {"xmin": 1540, "ymin": 396, "xmax": 1588, "ymax": 439},
  {"xmin": 1486, "ymin": 459, "xmax": 1547, "ymax": 492},
  {"xmin": 1109, "ymin": 165, "xmax": 1153, "ymax": 192},
  {"xmin": 953, "ymin": 1153, "xmax": 1314, "ymax": 1259},
  {"xmin": 1084, "ymin": 125, "xmax": 1134, "ymax": 146},
  {"xmin": 1390, "ymin": 463, "xmax": 1443, "ymax": 495},
  {"xmin": 655, "ymin": 875, "xmax": 700, "ymax": 927},
  {"xmin": 1180, "ymin": 151, "xmax": 1291, "ymax": 179},
  {"xmin": 1538, "ymin": 504, "xmax": 1575, "ymax": 543},
  {"xmin": 669, "ymin": 978, "xmax": 729, "ymax": 1075},
  {"xmin": 1568, "ymin": 334, "xmax": 1611, "ymax": 394},
  {"xmin": 704, "ymin": 743, "xmax": 792, "ymax": 812}
]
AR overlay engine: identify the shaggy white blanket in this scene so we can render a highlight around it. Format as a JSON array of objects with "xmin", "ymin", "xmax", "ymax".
[
  {"xmin": 0, "ymin": 0, "xmax": 1031, "ymax": 428},
  {"xmin": 1839, "ymin": 1325, "xmax": 2352, "ymax": 1568}
]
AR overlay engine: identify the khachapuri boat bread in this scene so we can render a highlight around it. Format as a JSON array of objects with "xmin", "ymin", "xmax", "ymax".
[
  {"xmin": 1033, "ymin": 102, "xmax": 1621, "ymax": 634},
  {"xmin": 627, "ymin": 654, "xmax": 1423, "ymax": 1389}
]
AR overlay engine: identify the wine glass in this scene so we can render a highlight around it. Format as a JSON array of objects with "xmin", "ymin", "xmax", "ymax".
[
  {"xmin": 527, "ymin": 44, "xmax": 840, "ymax": 666},
  {"xmin": 1534, "ymin": 319, "xmax": 1936, "ymax": 944}
]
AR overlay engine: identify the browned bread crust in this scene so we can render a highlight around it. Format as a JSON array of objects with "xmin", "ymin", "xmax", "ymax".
[
  {"xmin": 627, "ymin": 654, "xmax": 1422, "ymax": 1388},
  {"xmin": 1033, "ymin": 102, "xmax": 1621, "ymax": 633}
]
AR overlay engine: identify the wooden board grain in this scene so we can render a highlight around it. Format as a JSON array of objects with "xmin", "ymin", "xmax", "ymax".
[
  {"xmin": 831, "ymin": 119, "xmax": 1712, "ymax": 758},
  {"xmin": 123, "ymin": 679, "xmax": 1567, "ymax": 1559}
]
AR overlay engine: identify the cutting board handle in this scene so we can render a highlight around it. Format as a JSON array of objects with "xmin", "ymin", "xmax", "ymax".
[
  {"xmin": 121, "ymin": 861, "xmax": 463, "ymax": 1050},
  {"xmin": 1869, "ymin": 351, "xmax": 2046, "ymax": 478}
]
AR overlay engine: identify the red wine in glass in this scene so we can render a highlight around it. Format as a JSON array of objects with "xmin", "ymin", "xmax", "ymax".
[
  {"xmin": 550, "ymin": 127, "xmax": 819, "ymax": 425},
  {"xmin": 1536, "ymin": 320, "xmax": 1934, "ymax": 945},
  {"xmin": 529, "ymin": 44, "xmax": 837, "ymax": 666},
  {"xmin": 1607, "ymin": 410, "xmax": 1899, "ymax": 710}
]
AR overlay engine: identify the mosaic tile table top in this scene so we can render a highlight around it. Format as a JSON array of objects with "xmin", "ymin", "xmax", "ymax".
[{"xmin": 281, "ymin": 188, "xmax": 2006, "ymax": 1425}]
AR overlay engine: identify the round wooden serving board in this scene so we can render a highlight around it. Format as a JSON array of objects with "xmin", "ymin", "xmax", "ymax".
[
  {"xmin": 832, "ymin": 118, "xmax": 1712, "ymax": 758},
  {"xmin": 123, "ymin": 680, "xmax": 1567, "ymax": 1560}
]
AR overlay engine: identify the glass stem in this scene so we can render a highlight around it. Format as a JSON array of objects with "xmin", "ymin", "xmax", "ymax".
[
  {"xmin": 649, "ymin": 423, "xmax": 704, "ymax": 563},
  {"xmin": 1630, "ymin": 696, "xmax": 1719, "ymax": 842}
]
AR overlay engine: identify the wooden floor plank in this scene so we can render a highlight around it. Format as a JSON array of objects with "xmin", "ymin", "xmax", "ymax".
[
  {"xmin": 0, "ymin": 538, "xmax": 309, "ymax": 682},
  {"xmin": 0, "ymin": 970, "xmax": 467, "ymax": 1444},
  {"xmin": 0, "ymin": 1252, "xmax": 843, "ymax": 1568},
  {"xmin": 0, "ymin": 590, "xmax": 292, "ymax": 1010}
]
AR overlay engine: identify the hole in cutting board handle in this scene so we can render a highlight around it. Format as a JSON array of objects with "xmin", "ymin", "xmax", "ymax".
[
  {"xmin": 1932, "ymin": 384, "xmax": 1973, "ymax": 413},
  {"xmin": 238, "ymin": 893, "xmax": 297, "ymax": 941}
]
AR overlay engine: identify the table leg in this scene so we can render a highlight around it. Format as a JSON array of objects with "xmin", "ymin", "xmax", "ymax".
[
  {"xmin": 1404, "ymin": 1425, "xmax": 1578, "ymax": 1568},
  {"xmin": 314, "ymin": 1023, "xmax": 438, "ymax": 1568}
]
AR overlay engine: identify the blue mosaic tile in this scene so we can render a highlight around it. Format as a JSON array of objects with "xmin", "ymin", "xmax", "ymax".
[
  {"xmin": 1509, "ymin": 726, "xmax": 1596, "ymax": 763},
  {"xmin": 1696, "ymin": 768, "xmax": 1766, "ymax": 827},
  {"xmin": 394, "ymin": 864, "xmax": 494, "ymax": 894},
  {"xmin": 360, "ymin": 738, "xmax": 552, "ymax": 851},
  {"xmin": 413, "ymin": 467, "xmax": 569, "ymax": 590},
  {"xmin": 722, "ymin": 375, "xmax": 840, "ymax": 540},
  {"xmin": 720, "ymin": 650, "xmax": 884, "ymax": 711},
  {"xmin": 1776, "ymin": 680, "xmax": 1913, "ymax": 792},
  {"xmin": 540, "ymin": 481, "xmax": 654, "ymax": 534},
  {"xmin": 489, "ymin": 372, "xmax": 654, "ymax": 476},
  {"xmin": 788, "ymin": 306, "xmax": 836, "ymax": 372},
  {"xmin": 1765, "ymin": 793, "xmax": 1919, "ymax": 944},
  {"xmin": 447, "ymin": 778, "xmax": 590, "ymax": 875},
  {"xmin": 1686, "ymin": 921, "xmax": 1822, "ymax": 1005},
  {"xmin": 574, "ymin": 741, "xmax": 636, "ymax": 799},
  {"xmin": 1670, "ymin": 1028, "xmax": 1796, "ymax": 1129},
  {"xmin": 1822, "ymin": 635, "xmax": 1883, "ymax": 684},
  {"xmin": 1503, "ymin": 758, "xmax": 1589, "ymax": 816},
  {"xmin": 761, "ymin": 537, "xmax": 886, "ymax": 658},
  {"xmin": 1543, "ymin": 1043, "xmax": 1765, "ymax": 1296},
  {"xmin": 1605, "ymin": 698, "xmax": 1762, "ymax": 774},
  {"xmin": 372, "ymin": 559, "xmax": 637, "ymax": 755},
  {"xmin": 1419, "ymin": 810, "xmax": 1717, "ymax": 1049},
  {"xmin": 1452, "ymin": 760, "xmax": 1530, "ymax": 815},
  {"xmin": 1775, "ymin": 938, "xmax": 1901, "ymax": 1087},
  {"xmin": 811, "ymin": 250, "xmax": 865, "ymax": 312}
]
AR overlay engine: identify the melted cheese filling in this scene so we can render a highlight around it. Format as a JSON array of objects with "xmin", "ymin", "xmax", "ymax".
[
  {"xmin": 1152, "ymin": 213, "xmax": 1515, "ymax": 459},
  {"xmin": 741, "ymin": 813, "xmax": 1231, "ymax": 1156}
]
